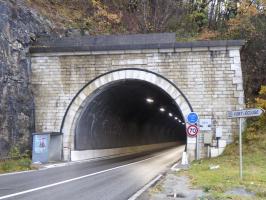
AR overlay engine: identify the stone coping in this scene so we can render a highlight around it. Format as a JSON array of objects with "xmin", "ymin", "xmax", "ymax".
[
  {"xmin": 32, "ymin": 132, "xmax": 62, "ymax": 136},
  {"xmin": 30, "ymin": 33, "xmax": 245, "ymax": 54}
]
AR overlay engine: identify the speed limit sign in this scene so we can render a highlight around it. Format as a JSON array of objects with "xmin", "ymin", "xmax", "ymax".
[{"xmin": 186, "ymin": 125, "xmax": 199, "ymax": 137}]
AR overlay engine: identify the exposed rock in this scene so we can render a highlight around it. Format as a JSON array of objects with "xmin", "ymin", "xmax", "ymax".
[{"xmin": 0, "ymin": 0, "xmax": 53, "ymax": 157}]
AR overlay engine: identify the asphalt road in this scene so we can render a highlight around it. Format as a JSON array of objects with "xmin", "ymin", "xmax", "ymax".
[{"xmin": 0, "ymin": 145, "xmax": 185, "ymax": 200}]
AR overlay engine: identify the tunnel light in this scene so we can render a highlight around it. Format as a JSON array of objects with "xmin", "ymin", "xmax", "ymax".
[
  {"xmin": 168, "ymin": 113, "xmax": 173, "ymax": 117},
  {"xmin": 178, "ymin": 120, "xmax": 182, "ymax": 123},
  {"xmin": 182, "ymin": 122, "xmax": 185, "ymax": 125},
  {"xmin": 174, "ymin": 117, "xmax": 178, "ymax": 120},
  {"xmin": 159, "ymin": 107, "xmax": 165, "ymax": 112},
  {"xmin": 146, "ymin": 98, "xmax": 154, "ymax": 103}
]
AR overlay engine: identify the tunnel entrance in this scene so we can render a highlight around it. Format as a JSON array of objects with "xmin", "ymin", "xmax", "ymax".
[
  {"xmin": 61, "ymin": 68, "xmax": 193, "ymax": 161},
  {"xmin": 75, "ymin": 79, "xmax": 186, "ymax": 150}
]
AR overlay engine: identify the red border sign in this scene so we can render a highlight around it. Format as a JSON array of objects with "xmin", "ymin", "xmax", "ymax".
[{"xmin": 186, "ymin": 125, "xmax": 199, "ymax": 137}]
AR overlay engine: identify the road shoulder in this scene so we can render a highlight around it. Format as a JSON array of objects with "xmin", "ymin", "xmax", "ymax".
[{"xmin": 137, "ymin": 170, "xmax": 204, "ymax": 200}]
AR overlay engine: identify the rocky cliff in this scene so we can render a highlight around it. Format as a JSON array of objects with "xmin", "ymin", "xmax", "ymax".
[{"xmin": 0, "ymin": 0, "xmax": 53, "ymax": 156}]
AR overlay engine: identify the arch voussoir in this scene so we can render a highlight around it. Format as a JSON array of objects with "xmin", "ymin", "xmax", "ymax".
[{"xmin": 61, "ymin": 68, "xmax": 193, "ymax": 161}]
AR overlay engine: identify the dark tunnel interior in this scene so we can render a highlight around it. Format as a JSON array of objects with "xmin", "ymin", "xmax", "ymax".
[{"xmin": 75, "ymin": 79, "xmax": 186, "ymax": 150}]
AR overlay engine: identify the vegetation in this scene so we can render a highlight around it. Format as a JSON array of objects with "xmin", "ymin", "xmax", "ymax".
[
  {"xmin": 0, "ymin": 146, "xmax": 33, "ymax": 174},
  {"xmin": 26, "ymin": 0, "xmax": 266, "ymax": 98},
  {"xmin": 182, "ymin": 85, "xmax": 266, "ymax": 199}
]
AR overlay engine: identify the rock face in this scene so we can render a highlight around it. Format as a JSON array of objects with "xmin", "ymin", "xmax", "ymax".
[{"xmin": 0, "ymin": 0, "xmax": 52, "ymax": 157}]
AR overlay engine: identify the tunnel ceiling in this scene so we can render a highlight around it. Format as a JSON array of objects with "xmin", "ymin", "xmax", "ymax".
[{"xmin": 75, "ymin": 79, "xmax": 186, "ymax": 150}]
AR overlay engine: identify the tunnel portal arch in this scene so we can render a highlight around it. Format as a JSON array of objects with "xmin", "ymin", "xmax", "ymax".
[{"xmin": 60, "ymin": 68, "xmax": 194, "ymax": 161}]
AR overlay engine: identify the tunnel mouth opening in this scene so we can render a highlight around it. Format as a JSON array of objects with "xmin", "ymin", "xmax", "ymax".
[{"xmin": 74, "ymin": 79, "xmax": 186, "ymax": 151}]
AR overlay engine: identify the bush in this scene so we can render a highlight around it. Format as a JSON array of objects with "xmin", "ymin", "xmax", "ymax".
[
  {"xmin": 8, "ymin": 146, "xmax": 21, "ymax": 159},
  {"xmin": 244, "ymin": 85, "xmax": 266, "ymax": 148},
  {"xmin": 18, "ymin": 158, "xmax": 31, "ymax": 168}
]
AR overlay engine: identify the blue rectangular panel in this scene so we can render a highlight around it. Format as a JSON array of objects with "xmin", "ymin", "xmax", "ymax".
[{"xmin": 32, "ymin": 134, "xmax": 50, "ymax": 163}]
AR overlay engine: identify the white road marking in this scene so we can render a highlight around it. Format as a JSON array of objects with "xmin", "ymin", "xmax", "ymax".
[
  {"xmin": 0, "ymin": 146, "xmax": 185, "ymax": 199},
  {"xmin": 0, "ymin": 170, "xmax": 38, "ymax": 177},
  {"xmin": 128, "ymin": 174, "xmax": 162, "ymax": 200},
  {"xmin": 171, "ymin": 162, "xmax": 181, "ymax": 171},
  {"xmin": 0, "ymin": 148, "xmax": 176, "ymax": 200}
]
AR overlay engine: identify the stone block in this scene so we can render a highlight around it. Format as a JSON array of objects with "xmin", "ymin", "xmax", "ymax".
[
  {"xmin": 229, "ymin": 49, "xmax": 240, "ymax": 57},
  {"xmin": 233, "ymin": 77, "xmax": 243, "ymax": 84},
  {"xmin": 218, "ymin": 139, "xmax": 227, "ymax": 148},
  {"xmin": 210, "ymin": 147, "xmax": 225, "ymax": 157}
]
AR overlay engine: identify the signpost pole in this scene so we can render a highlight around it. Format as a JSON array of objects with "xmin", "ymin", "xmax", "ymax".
[
  {"xmin": 196, "ymin": 135, "xmax": 199, "ymax": 160},
  {"xmin": 187, "ymin": 112, "xmax": 200, "ymax": 160},
  {"xmin": 239, "ymin": 117, "xmax": 243, "ymax": 180},
  {"xmin": 227, "ymin": 108, "xmax": 265, "ymax": 180}
]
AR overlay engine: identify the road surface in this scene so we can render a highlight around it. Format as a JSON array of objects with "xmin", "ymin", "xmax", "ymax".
[{"xmin": 0, "ymin": 145, "xmax": 184, "ymax": 200}]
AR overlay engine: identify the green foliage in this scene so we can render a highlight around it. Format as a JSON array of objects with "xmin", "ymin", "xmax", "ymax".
[
  {"xmin": 183, "ymin": 144, "xmax": 266, "ymax": 199},
  {"xmin": 18, "ymin": 158, "xmax": 32, "ymax": 168},
  {"xmin": 1, "ymin": 162, "xmax": 13, "ymax": 172},
  {"xmin": 244, "ymin": 85, "xmax": 266, "ymax": 147},
  {"xmin": 0, "ymin": 158, "xmax": 32, "ymax": 173},
  {"xmin": 8, "ymin": 145, "xmax": 21, "ymax": 159},
  {"xmin": 0, "ymin": 145, "xmax": 32, "ymax": 173},
  {"xmin": 189, "ymin": 0, "xmax": 209, "ymax": 31}
]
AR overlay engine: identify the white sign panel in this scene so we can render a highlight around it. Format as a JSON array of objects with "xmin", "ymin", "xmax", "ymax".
[
  {"xmin": 227, "ymin": 108, "xmax": 264, "ymax": 118},
  {"xmin": 215, "ymin": 127, "xmax": 223, "ymax": 138},
  {"xmin": 199, "ymin": 119, "xmax": 212, "ymax": 131}
]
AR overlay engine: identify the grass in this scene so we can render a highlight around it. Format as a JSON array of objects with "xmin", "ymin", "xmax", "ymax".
[
  {"xmin": 0, "ymin": 158, "xmax": 33, "ymax": 174},
  {"xmin": 181, "ymin": 129, "xmax": 266, "ymax": 199}
]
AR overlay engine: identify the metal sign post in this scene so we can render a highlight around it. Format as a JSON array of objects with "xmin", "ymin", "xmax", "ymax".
[
  {"xmin": 227, "ymin": 108, "xmax": 265, "ymax": 180},
  {"xmin": 239, "ymin": 117, "xmax": 243, "ymax": 179},
  {"xmin": 187, "ymin": 112, "xmax": 200, "ymax": 160}
]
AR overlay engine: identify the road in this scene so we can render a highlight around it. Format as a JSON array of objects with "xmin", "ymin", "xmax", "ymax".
[{"xmin": 0, "ymin": 145, "xmax": 185, "ymax": 200}]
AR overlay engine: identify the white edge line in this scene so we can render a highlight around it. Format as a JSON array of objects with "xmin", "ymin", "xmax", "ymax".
[
  {"xmin": 171, "ymin": 162, "xmax": 179, "ymax": 170},
  {"xmin": 0, "ymin": 170, "xmax": 38, "ymax": 177},
  {"xmin": 0, "ymin": 153, "xmax": 162, "ymax": 200},
  {"xmin": 128, "ymin": 174, "xmax": 163, "ymax": 200}
]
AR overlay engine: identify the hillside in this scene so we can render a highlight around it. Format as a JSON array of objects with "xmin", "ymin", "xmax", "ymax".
[
  {"xmin": 0, "ymin": 0, "xmax": 265, "ymax": 156},
  {"xmin": 27, "ymin": 0, "xmax": 266, "ymax": 98}
]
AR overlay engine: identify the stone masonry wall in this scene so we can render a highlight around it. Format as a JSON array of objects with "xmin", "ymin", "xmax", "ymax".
[{"xmin": 30, "ymin": 47, "xmax": 244, "ymax": 158}]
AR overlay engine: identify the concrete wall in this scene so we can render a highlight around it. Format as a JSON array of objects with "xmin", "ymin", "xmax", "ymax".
[
  {"xmin": 30, "ymin": 46, "xmax": 244, "ymax": 160},
  {"xmin": 71, "ymin": 142, "xmax": 183, "ymax": 161}
]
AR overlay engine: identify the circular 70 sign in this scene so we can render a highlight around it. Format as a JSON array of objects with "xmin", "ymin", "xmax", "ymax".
[{"xmin": 186, "ymin": 125, "xmax": 199, "ymax": 137}]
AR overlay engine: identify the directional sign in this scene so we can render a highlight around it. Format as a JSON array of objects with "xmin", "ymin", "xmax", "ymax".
[
  {"xmin": 187, "ymin": 112, "xmax": 199, "ymax": 124},
  {"xmin": 199, "ymin": 119, "xmax": 212, "ymax": 131},
  {"xmin": 226, "ymin": 107, "xmax": 265, "ymax": 180},
  {"xmin": 186, "ymin": 125, "xmax": 199, "ymax": 137},
  {"xmin": 227, "ymin": 108, "xmax": 265, "ymax": 118}
]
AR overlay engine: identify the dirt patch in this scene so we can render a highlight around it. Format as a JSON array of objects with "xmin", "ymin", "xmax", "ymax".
[
  {"xmin": 138, "ymin": 172, "xmax": 204, "ymax": 200},
  {"xmin": 225, "ymin": 187, "xmax": 255, "ymax": 197}
]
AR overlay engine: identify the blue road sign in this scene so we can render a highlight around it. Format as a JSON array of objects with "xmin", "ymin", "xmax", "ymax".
[{"xmin": 187, "ymin": 112, "xmax": 199, "ymax": 124}]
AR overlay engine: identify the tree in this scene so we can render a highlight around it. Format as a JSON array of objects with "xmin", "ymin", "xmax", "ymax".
[{"xmin": 108, "ymin": 0, "xmax": 185, "ymax": 33}]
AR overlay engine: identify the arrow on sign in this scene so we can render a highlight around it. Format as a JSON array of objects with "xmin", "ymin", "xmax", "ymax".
[{"xmin": 227, "ymin": 108, "xmax": 265, "ymax": 118}]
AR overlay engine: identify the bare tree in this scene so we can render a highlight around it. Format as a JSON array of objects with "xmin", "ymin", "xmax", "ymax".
[{"xmin": 119, "ymin": 0, "xmax": 184, "ymax": 33}]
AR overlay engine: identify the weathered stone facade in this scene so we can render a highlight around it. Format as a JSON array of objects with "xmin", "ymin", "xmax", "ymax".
[{"xmin": 30, "ymin": 37, "xmax": 244, "ymax": 160}]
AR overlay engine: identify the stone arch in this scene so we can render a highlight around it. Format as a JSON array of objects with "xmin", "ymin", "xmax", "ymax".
[{"xmin": 60, "ymin": 68, "xmax": 194, "ymax": 161}]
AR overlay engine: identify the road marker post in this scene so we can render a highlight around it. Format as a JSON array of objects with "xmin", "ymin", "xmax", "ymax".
[{"xmin": 227, "ymin": 108, "xmax": 265, "ymax": 180}]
